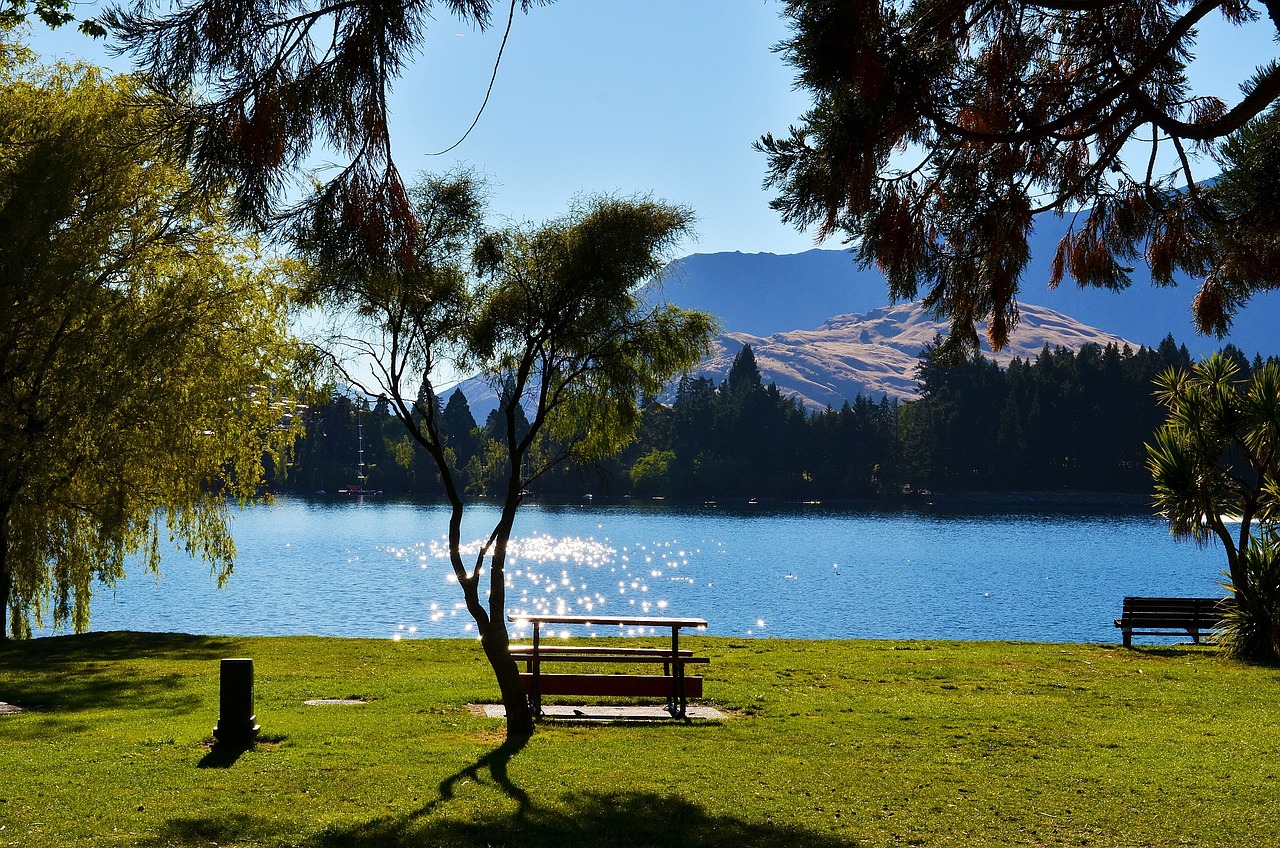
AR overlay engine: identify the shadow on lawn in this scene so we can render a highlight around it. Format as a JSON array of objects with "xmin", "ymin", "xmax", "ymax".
[
  {"xmin": 426, "ymin": 734, "xmax": 532, "ymax": 817},
  {"xmin": 310, "ymin": 788, "xmax": 864, "ymax": 848},
  {"xmin": 197, "ymin": 742, "xmax": 251, "ymax": 769},
  {"xmin": 155, "ymin": 790, "xmax": 863, "ymax": 848},
  {"xmin": 1123, "ymin": 645, "xmax": 1220, "ymax": 659},
  {"xmin": 150, "ymin": 739, "xmax": 865, "ymax": 848},
  {"xmin": 0, "ymin": 631, "xmax": 240, "ymax": 665},
  {"xmin": 0, "ymin": 631, "xmax": 238, "ymax": 715}
]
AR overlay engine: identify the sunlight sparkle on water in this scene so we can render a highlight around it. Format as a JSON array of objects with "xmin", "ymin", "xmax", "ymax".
[{"xmin": 376, "ymin": 529, "xmax": 724, "ymax": 637}]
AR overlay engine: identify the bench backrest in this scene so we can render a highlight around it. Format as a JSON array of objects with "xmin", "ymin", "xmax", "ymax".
[{"xmin": 1120, "ymin": 596, "xmax": 1231, "ymax": 623}]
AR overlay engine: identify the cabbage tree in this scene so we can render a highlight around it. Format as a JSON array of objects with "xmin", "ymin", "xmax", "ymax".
[{"xmin": 1147, "ymin": 354, "xmax": 1280, "ymax": 661}]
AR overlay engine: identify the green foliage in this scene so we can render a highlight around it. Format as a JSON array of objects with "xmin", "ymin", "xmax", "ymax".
[
  {"xmin": 1202, "ymin": 104, "xmax": 1280, "ymax": 328},
  {"xmin": 471, "ymin": 198, "xmax": 716, "ymax": 465},
  {"xmin": 0, "ymin": 0, "xmax": 106, "ymax": 36},
  {"xmin": 629, "ymin": 449, "xmax": 677, "ymax": 497},
  {"xmin": 1148, "ymin": 352, "xmax": 1280, "ymax": 661},
  {"xmin": 440, "ymin": 388, "xmax": 482, "ymax": 472},
  {"xmin": 606, "ymin": 338, "xmax": 1193, "ymax": 501},
  {"xmin": 3, "ymin": 633, "xmax": 1280, "ymax": 847},
  {"xmin": 0, "ymin": 54, "xmax": 300, "ymax": 638},
  {"xmin": 1218, "ymin": 536, "xmax": 1280, "ymax": 661},
  {"xmin": 283, "ymin": 335, "xmax": 1229, "ymax": 501}
]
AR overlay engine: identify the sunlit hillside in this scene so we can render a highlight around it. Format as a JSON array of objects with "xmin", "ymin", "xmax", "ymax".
[{"xmin": 687, "ymin": 301, "xmax": 1137, "ymax": 408}]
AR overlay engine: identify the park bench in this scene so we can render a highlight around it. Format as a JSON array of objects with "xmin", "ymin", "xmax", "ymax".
[
  {"xmin": 507, "ymin": 613, "xmax": 708, "ymax": 719},
  {"xmin": 1113, "ymin": 596, "xmax": 1232, "ymax": 647}
]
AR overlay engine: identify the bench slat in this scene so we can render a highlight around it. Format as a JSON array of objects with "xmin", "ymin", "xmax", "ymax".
[
  {"xmin": 509, "ymin": 613, "xmax": 708, "ymax": 628},
  {"xmin": 519, "ymin": 673, "xmax": 703, "ymax": 698},
  {"xmin": 516, "ymin": 654, "xmax": 708, "ymax": 665},
  {"xmin": 509, "ymin": 645, "xmax": 694, "ymax": 657}
]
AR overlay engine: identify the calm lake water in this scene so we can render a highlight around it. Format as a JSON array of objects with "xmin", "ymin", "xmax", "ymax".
[{"xmin": 74, "ymin": 497, "xmax": 1228, "ymax": 644}]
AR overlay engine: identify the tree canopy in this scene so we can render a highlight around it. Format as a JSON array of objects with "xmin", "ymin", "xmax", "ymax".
[
  {"xmin": 0, "ymin": 48, "xmax": 300, "ymax": 638},
  {"xmin": 759, "ymin": 0, "xmax": 1280, "ymax": 353}
]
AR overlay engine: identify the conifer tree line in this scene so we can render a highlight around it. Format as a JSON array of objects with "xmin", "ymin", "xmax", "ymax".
[{"xmin": 282, "ymin": 336, "xmax": 1278, "ymax": 501}]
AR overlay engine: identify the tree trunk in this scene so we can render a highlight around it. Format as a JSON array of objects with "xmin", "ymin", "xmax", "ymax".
[
  {"xmin": 481, "ymin": 627, "xmax": 535, "ymax": 738},
  {"xmin": 0, "ymin": 501, "xmax": 10, "ymax": 641},
  {"xmin": 0, "ymin": 558, "xmax": 9, "ymax": 641}
]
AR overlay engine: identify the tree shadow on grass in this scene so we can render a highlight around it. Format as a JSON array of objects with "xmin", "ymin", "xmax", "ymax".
[
  {"xmin": 147, "ymin": 812, "xmax": 285, "ymax": 847},
  {"xmin": 0, "ymin": 631, "xmax": 240, "ymax": 666},
  {"xmin": 307, "ymin": 736, "xmax": 862, "ymax": 848},
  {"xmin": 1, "ymin": 667, "xmax": 203, "ymax": 716},
  {"xmin": 147, "ymin": 739, "xmax": 865, "ymax": 848},
  {"xmin": 149, "ymin": 791, "xmax": 864, "ymax": 848},
  {"xmin": 0, "ymin": 631, "xmax": 238, "ymax": 715},
  {"xmin": 310, "ymin": 788, "xmax": 865, "ymax": 848},
  {"xmin": 426, "ymin": 733, "xmax": 532, "ymax": 817}
]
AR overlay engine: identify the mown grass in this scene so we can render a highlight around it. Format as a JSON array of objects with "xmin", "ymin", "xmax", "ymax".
[{"xmin": 1, "ymin": 632, "xmax": 1278, "ymax": 847}]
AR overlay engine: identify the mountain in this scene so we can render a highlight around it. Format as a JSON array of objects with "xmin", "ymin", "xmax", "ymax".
[
  {"xmin": 455, "ymin": 217, "xmax": 1280, "ymax": 416},
  {"xmin": 455, "ymin": 299, "xmax": 1135, "ymax": 416},
  {"xmin": 684, "ymin": 301, "xmax": 1137, "ymax": 408},
  {"xmin": 660, "ymin": 236, "xmax": 1280, "ymax": 359}
]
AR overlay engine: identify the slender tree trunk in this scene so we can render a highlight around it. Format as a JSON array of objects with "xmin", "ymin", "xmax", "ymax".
[
  {"xmin": 0, "ymin": 504, "xmax": 10, "ymax": 641},
  {"xmin": 417, "ymin": 410, "xmax": 536, "ymax": 739},
  {"xmin": 481, "ymin": 626, "xmax": 535, "ymax": 738},
  {"xmin": 484, "ymin": 487, "xmax": 535, "ymax": 738},
  {"xmin": 0, "ymin": 560, "xmax": 9, "ymax": 641}
]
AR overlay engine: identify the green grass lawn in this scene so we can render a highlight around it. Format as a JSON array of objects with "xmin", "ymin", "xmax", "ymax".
[{"xmin": 1, "ymin": 632, "xmax": 1277, "ymax": 847}]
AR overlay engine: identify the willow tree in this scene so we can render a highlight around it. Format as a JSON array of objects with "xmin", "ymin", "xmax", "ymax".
[
  {"xmin": 1148, "ymin": 354, "xmax": 1280, "ymax": 662},
  {"xmin": 297, "ymin": 176, "xmax": 715, "ymax": 737},
  {"xmin": 0, "ymin": 47, "xmax": 300, "ymax": 639},
  {"xmin": 759, "ymin": 0, "xmax": 1280, "ymax": 353}
]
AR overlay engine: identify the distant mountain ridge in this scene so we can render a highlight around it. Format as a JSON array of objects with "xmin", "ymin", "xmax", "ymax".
[
  {"xmin": 686, "ymin": 301, "xmax": 1137, "ymax": 408},
  {"xmin": 656, "ymin": 249, "xmax": 890, "ymax": 337},
  {"xmin": 456, "ymin": 298, "xmax": 1137, "ymax": 415}
]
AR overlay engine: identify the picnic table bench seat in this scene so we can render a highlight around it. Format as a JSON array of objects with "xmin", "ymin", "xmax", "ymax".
[{"xmin": 1114, "ymin": 596, "xmax": 1232, "ymax": 647}]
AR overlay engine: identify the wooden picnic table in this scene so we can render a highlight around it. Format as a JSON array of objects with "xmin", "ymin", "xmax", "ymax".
[{"xmin": 507, "ymin": 613, "xmax": 709, "ymax": 718}]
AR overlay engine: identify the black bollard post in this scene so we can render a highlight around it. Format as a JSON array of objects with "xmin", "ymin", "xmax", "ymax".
[{"xmin": 213, "ymin": 658, "xmax": 260, "ymax": 747}]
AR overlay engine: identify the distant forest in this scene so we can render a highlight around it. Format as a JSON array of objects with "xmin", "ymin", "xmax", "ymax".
[{"xmin": 275, "ymin": 337, "xmax": 1276, "ymax": 501}]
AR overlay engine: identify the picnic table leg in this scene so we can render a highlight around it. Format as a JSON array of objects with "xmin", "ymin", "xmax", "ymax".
[
  {"xmin": 670, "ymin": 626, "xmax": 687, "ymax": 719},
  {"xmin": 531, "ymin": 622, "xmax": 543, "ymax": 718}
]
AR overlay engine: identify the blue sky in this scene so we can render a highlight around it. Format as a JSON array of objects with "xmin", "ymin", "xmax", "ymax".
[{"xmin": 27, "ymin": 1, "xmax": 1280, "ymax": 258}]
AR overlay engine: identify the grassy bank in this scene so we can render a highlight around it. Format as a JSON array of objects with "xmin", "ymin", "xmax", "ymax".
[{"xmin": 1, "ymin": 633, "xmax": 1277, "ymax": 847}]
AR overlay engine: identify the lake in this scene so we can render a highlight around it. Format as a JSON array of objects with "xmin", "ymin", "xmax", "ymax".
[{"xmin": 74, "ymin": 497, "xmax": 1228, "ymax": 644}]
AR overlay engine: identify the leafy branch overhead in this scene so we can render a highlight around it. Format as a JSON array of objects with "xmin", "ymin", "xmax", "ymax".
[
  {"xmin": 0, "ymin": 0, "xmax": 108, "ymax": 36},
  {"xmin": 104, "ymin": 0, "xmax": 545, "ymax": 262},
  {"xmin": 759, "ymin": 0, "xmax": 1280, "ymax": 353}
]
